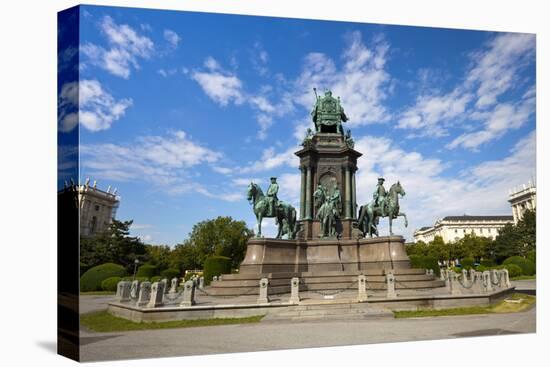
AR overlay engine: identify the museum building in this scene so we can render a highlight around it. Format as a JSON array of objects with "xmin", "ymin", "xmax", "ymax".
[{"xmin": 78, "ymin": 179, "xmax": 119, "ymax": 237}]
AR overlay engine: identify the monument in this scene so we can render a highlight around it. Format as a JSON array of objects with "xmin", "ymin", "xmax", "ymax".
[{"xmin": 207, "ymin": 90, "xmax": 438, "ymax": 295}]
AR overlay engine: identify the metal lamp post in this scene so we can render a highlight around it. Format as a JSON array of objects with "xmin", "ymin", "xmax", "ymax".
[{"xmin": 132, "ymin": 259, "xmax": 139, "ymax": 280}]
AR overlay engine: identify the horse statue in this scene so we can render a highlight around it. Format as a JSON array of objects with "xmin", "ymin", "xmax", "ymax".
[
  {"xmin": 247, "ymin": 182, "xmax": 297, "ymax": 239},
  {"xmin": 358, "ymin": 181, "xmax": 408, "ymax": 237}
]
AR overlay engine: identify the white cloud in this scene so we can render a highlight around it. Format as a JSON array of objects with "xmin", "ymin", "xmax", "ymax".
[
  {"xmin": 58, "ymin": 79, "xmax": 132, "ymax": 132},
  {"xmin": 191, "ymin": 66, "xmax": 245, "ymax": 106},
  {"xmin": 352, "ymin": 131, "xmax": 535, "ymax": 240},
  {"xmin": 163, "ymin": 29, "xmax": 181, "ymax": 49},
  {"xmin": 157, "ymin": 68, "xmax": 178, "ymax": 77},
  {"xmin": 294, "ymin": 31, "xmax": 392, "ymax": 127},
  {"xmin": 81, "ymin": 130, "xmax": 220, "ymax": 188},
  {"xmin": 81, "ymin": 16, "xmax": 154, "ymax": 79},
  {"xmin": 239, "ymin": 146, "xmax": 298, "ymax": 173},
  {"xmin": 397, "ymin": 33, "xmax": 535, "ymax": 148}
]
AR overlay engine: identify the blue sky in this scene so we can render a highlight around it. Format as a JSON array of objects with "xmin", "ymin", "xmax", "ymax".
[{"xmin": 59, "ymin": 5, "xmax": 536, "ymax": 244}]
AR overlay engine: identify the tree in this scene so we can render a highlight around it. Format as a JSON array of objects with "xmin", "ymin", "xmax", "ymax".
[
  {"xmin": 172, "ymin": 216, "xmax": 254, "ymax": 269},
  {"xmin": 80, "ymin": 219, "xmax": 147, "ymax": 272},
  {"xmin": 145, "ymin": 244, "xmax": 172, "ymax": 271},
  {"xmin": 494, "ymin": 209, "xmax": 536, "ymax": 263}
]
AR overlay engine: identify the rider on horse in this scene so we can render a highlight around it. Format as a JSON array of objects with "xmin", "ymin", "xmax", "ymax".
[
  {"xmin": 373, "ymin": 177, "xmax": 387, "ymax": 217},
  {"xmin": 266, "ymin": 177, "xmax": 279, "ymax": 217}
]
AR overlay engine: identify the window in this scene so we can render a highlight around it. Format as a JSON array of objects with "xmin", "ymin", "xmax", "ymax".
[
  {"xmin": 90, "ymin": 216, "xmax": 97, "ymax": 233},
  {"xmin": 455, "ymin": 229, "xmax": 458, "ymax": 233},
  {"xmin": 95, "ymin": 205, "xmax": 100, "ymax": 211}
]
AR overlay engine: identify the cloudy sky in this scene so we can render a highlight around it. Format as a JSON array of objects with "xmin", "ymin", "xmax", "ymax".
[{"xmin": 59, "ymin": 5, "xmax": 536, "ymax": 244}]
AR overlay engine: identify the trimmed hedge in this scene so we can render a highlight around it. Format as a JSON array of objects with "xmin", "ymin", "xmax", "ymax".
[
  {"xmin": 503, "ymin": 264, "xmax": 522, "ymax": 278},
  {"xmin": 460, "ymin": 257, "xmax": 475, "ymax": 270},
  {"xmin": 150, "ymin": 276, "xmax": 162, "ymax": 283},
  {"xmin": 161, "ymin": 268, "xmax": 180, "ymax": 280},
  {"xmin": 409, "ymin": 255, "xmax": 440, "ymax": 277},
  {"xmin": 503, "ymin": 256, "xmax": 535, "ymax": 276},
  {"xmin": 80, "ymin": 263, "xmax": 127, "ymax": 292},
  {"xmin": 480, "ymin": 259, "xmax": 496, "ymax": 267},
  {"xmin": 203, "ymin": 256, "xmax": 232, "ymax": 285},
  {"xmin": 101, "ymin": 276, "xmax": 122, "ymax": 292},
  {"xmin": 136, "ymin": 264, "xmax": 158, "ymax": 279}
]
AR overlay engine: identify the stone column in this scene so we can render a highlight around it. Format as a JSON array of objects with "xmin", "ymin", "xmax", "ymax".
[
  {"xmin": 357, "ymin": 274, "xmax": 368, "ymax": 302},
  {"xmin": 146, "ymin": 282, "xmax": 164, "ymax": 308},
  {"xmin": 289, "ymin": 277, "xmax": 300, "ymax": 304},
  {"xmin": 160, "ymin": 278, "xmax": 169, "ymax": 294},
  {"xmin": 300, "ymin": 167, "xmax": 306, "ymax": 219},
  {"xmin": 344, "ymin": 167, "xmax": 352, "ymax": 219},
  {"xmin": 257, "ymin": 278, "xmax": 270, "ymax": 304},
  {"xmin": 386, "ymin": 273, "xmax": 397, "ymax": 298},
  {"xmin": 136, "ymin": 281, "xmax": 151, "ymax": 307},
  {"xmin": 501, "ymin": 269, "xmax": 511, "ymax": 288},
  {"xmin": 130, "ymin": 280, "xmax": 140, "ymax": 299},
  {"xmin": 482, "ymin": 271, "xmax": 493, "ymax": 292},
  {"xmin": 199, "ymin": 276, "xmax": 204, "ymax": 290},
  {"xmin": 305, "ymin": 167, "xmax": 312, "ymax": 219},
  {"xmin": 169, "ymin": 278, "xmax": 178, "ymax": 294},
  {"xmin": 351, "ymin": 171, "xmax": 357, "ymax": 219},
  {"xmin": 180, "ymin": 280, "xmax": 196, "ymax": 307}
]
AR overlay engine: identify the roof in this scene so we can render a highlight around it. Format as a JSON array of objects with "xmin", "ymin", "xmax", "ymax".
[
  {"xmin": 441, "ymin": 215, "xmax": 513, "ymax": 222},
  {"xmin": 418, "ymin": 226, "xmax": 432, "ymax": 231}
]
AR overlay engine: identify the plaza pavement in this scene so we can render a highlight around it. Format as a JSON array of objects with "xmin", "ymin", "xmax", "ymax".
[{"xmin": 79, "ymin": 295, "xmax": 536, "ymax": 362}]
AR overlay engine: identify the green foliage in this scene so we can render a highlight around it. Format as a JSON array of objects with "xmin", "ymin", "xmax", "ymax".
[
  {"xmin": 136, "ymin": 264, "xmax": 158, "ymax": 278},
  {"xmin": 460, "ymin": 257, "xmax": 475, "ymax": 270},
  {"xmin": 160, "ymin": 268, "xmax": 180, "ymax": 280},
  {"xmin": 475, "ymin": 265, "xmax": 487, "ymax": 272},
  {"xmin": 184, "ymin": 271, "xmax": 202, "ymax": 281},
  {"xmin": 80, "ymin": 263, "xmax": 127, "ymax": 292},
  {"xmin": 173, "ymin": 216, "xmax": 253, "ymax": 270},
  {"xmin": 203, "ymin": 256, "xmax": 232, "ymax": 285},
  {"xmin": 503, "ymin": 264, "xmax": 522, "ymax": 278},
  {"xmin": 503, "ymin": 256, "xmax": 535, "ymax": 276},
  {"xmin": 526, "ymin": 250, "xmax": 536, "ymax": 264},
  {"xmin": 80, "ymin": 219, "xmax": 147, "ymax": 273},
  {"xmin": 145, "ymin": 245, "xmax": 172, "ymax": 272},
  {"xmin": 494, "ymin": 210, "xmax": 536, "ymax": 262},
  {"xmin": 150, "ymin": 276, "xmax": 162, "ymax": 283},
  {"xmin": 101, "ymin": 276, "xmax": 122, "ymax": 292},
  {"xmin": 480, "ymin": 259, "xmax": 496, "ymax": 267},
  {"xmin": 409, "ymin": 255, "xmax": 440, "ymax": 276}
]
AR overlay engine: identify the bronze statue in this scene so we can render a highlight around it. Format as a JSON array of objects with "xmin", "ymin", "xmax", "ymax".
[
  {"xmin": 266, "ymin": 177, "xmax": 279, "ymax": 217},
  {"xmin": 247, "ymin": 181, "xmax": 296, "ymax": 239},
  {"xmin": 311, "ymin": 89, "xmax": 348, "ymax": 135},
  {"xmin": 358, "ymin": 180, "xmax": 408, "ymax": 237},
  {"xmin": 315, "ymin": 183, "xmax": 341, "ymax": 238}
]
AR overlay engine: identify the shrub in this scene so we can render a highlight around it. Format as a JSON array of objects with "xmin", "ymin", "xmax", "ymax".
[
  {"xmin": 136, "ymin": 264, "xmax": 158, "ymax": 279},
  {"xmin": 480, "ymin": 259, "xmax": 496, "ymax": 267},
  {"xmin": 80, "ymin": 263, "xmax": 127, "ymax": 292},
  {"xmin": 503, "ymin": 256, "xmax": 536, "ymax": 276},
  {"xmin": 161, "ymin": 268, "xmax": 180, "ymax": 280},
  {"xmin": 150, "ymin": 276, "xmax": 162, "ymax": 283},
  {"xmin": 101, "ymin": 276, "xmax": 122, "ymax": 292},
  {"xmin": 409, "ymin": 255, "xmax": 440, "ymax": 277},
  {"xmin": 475, "ymin": 265, "xmax": 487, "ymax": 272},
  {"xmin": 503, "ymin": 264, "xmax": 522, "ymax": 278},
  {"xmin": 184, "ymin": 271, "xmax": 202, "ymax": 281},
  {"xmin": 203, "ymin": 256, "xmax": 232, "ymax": 285},
  {"xmin": 460, "ymin": 257, "xmax": 475, "ymax": 270},
  {"xmin": 526, "ymin": 251, "xmax": 536, "ymax": 264}
]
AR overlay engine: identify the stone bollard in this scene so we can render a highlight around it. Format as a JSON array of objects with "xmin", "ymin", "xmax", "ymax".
[
  {"xmin": 180, "ymin": 280, "xmax": 196, "ymax": 307},
  {"xmin": 169, "ymin": 277, "xmax": 178, "ymax": 294},
  {"xmin": 130, "ymin": 280, "xmax": 140, "ymax": 299},
  {"xmin": 213, "ymin": 276, "xmax": 218, "ymax": 282},
  {"xmin": 219, "ymin": 275, "xmax": 223, "ymax": 281},
  {"xmin": 428, "ymin": 269, "xmax": 434, "ymax": 276},
  {"xmin": 501, "ymin": 269, "xmax": 511, "ymax": 288},
  {"xmin": 136, "ymin": 281, "xmax": 151, "ymax": 307},
  {"xmin": 462, "ymin": 269, "xmax": 469, "ymax": 283},
  {"xmin": 482, "ymin": 271, "xmax": 493, "ymax": 292},
  {"xmin": 470, "ymin": 272, "xmax": 483, "ymax": 294},
  {"xmin": 440, "ymin": 268, "xmax": 448, "ymax": 281},
  {"xmin": 160, "ymin": 278, "xmax": 169, "ymax": 294},
  {"xmin": 448, "ymin": 271, "xmax": 461, "ymax": 295},
  {"xmin": 146, "ymin": 281, "xmax": 165, "ymax": 308},
  {"xmin": 115, "ymin": 281, "xmax": 131, "ymax": 302},
  {"xmin": 469, "ymin": 269, "xmax": 476, "ymax": 282},
  {"xmin": 289, "ymin": 277, "xmax": 300, "ymax": 304},
  {"xmin": 386, "ymin": 273, "xmax": 397, "ymax": 298},
  {"xmin": 357, "ymin": 274, "xmax": 368, "ymax": 302},
  {"xmin": 199, "ymin": 276, "xmax": 205, "ymax": 290},
  {"xmin": 490, "ymin": 269, "xmax": 499, "ymax": 288},
  {"xmin": 257, "ymin": 277, "xmax": 270, "ymax": 304}
]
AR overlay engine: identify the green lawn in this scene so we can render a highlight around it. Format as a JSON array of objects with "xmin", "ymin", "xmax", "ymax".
[
  {"xmin": 80, "ymin": 291, "xmax": 116, "ymax": 296},
  {"xmin": 510, "ymin": 275, "xmax": 536, "ymax": 281},
  {"xmin": 394, "ymin": 293, "xmax": 535, "ymax": 318},
  {"xmin": 81, "ymin": 311, "xmax": 264, "ymax": 332}
]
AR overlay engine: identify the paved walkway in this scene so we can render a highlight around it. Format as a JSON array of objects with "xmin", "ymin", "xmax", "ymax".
[{"xmin": 80, "ymin": 305, "xmax": 536, "ymax": 362}]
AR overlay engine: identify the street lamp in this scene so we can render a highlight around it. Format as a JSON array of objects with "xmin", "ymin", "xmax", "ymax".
[{"xmin": 133, "ymin": 259, "xmax": 140, "ymax": 280}]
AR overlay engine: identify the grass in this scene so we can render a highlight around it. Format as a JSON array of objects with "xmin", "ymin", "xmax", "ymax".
[
  {"xmin": 80, "ymin": 291, "xmax": 116, "ymax": 296},
  {"xmin": 394, "ymin": 293, "xmax": 535, "ymax": 319},
  {"xmin": 510, "ymin": 275, "xmax": 536, "ymax": 281},
  {"xmin": 80, "ymin": 311, "xmax": 264, "ymax": 332}
]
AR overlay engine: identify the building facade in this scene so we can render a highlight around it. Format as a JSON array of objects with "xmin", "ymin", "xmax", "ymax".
[
  {"xmin": 78, "ymin": 179, "xmax": 120, "ymax": 237},
  {"xmin": 508, "ymin": 181, "xmax": 536, "ymax": 224},
  {"xmin": 413, "ymin": 215, "xmax": 513, "ymax": 243}
]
